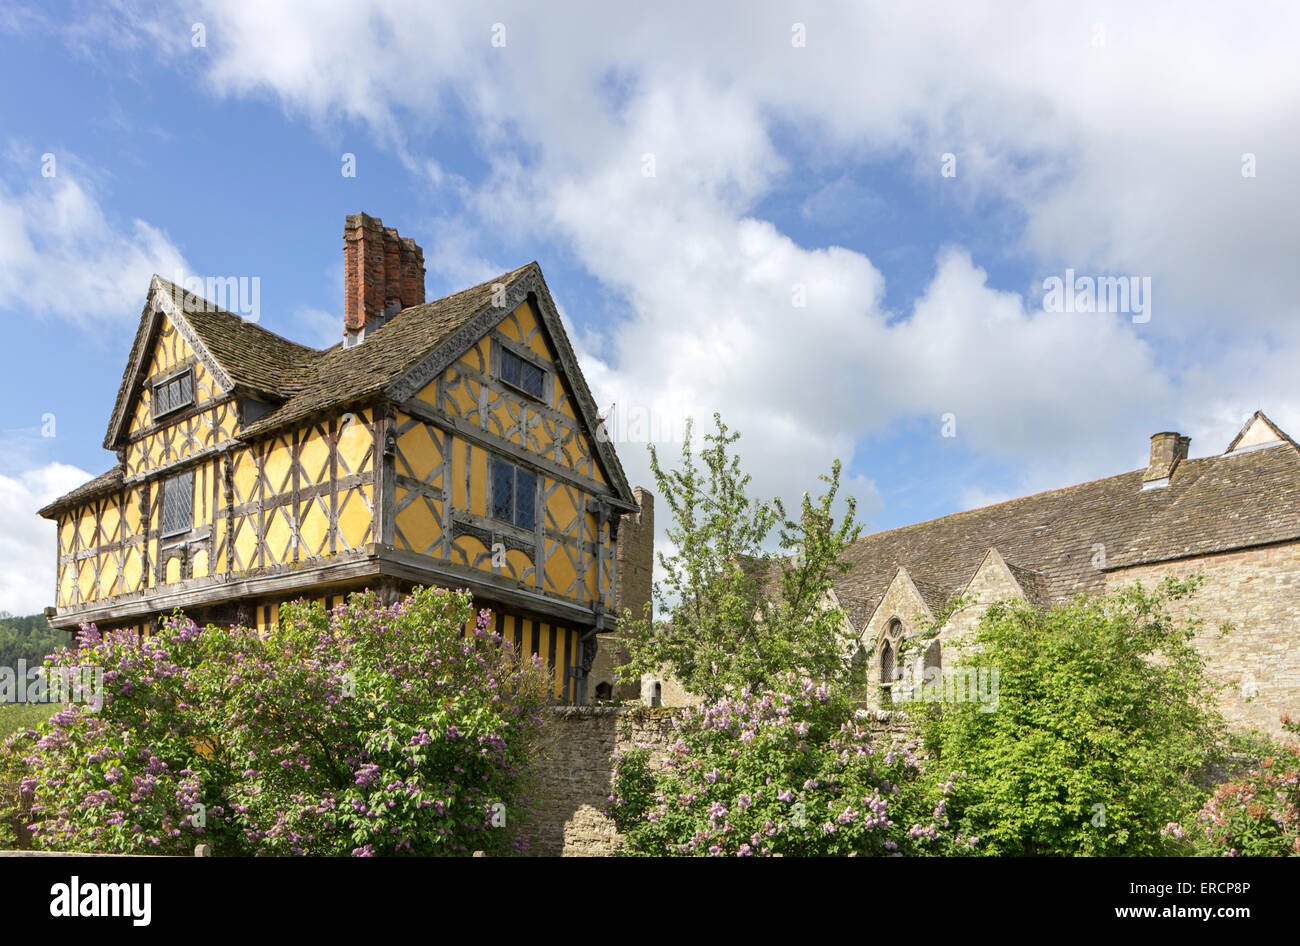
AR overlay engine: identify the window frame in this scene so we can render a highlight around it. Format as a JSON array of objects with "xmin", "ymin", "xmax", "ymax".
[
  {"xmin": 160, "ymin": 470, "xmax": 195, "ymax": 539},
  {"xmin": 489, "ymin": 455, "xmax": 538, "ymax": 532},
  {"xmin": 152, "ymin": 368, "xmax": 195, "ymax": 420},
  {"xmin": 494, "ymin": 340, "xmax": 549, "ymax": 403}
]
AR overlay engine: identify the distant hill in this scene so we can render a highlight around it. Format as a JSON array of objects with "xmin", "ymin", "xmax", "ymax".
[{"xmin": 0, "ymin": 613, "xmax": 69, "ymax": 690}]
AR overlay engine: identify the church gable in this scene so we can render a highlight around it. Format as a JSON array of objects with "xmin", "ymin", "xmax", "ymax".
[
  {"xmin": 955, "ymin": 549, "xmax": 1035, "ymax": 612},
  {"xmin": 937, "ymin": 548, "xmax": 1040, "ymax": 649},
  {"xmin": 861, "ymin": 566, "xmax": 935, "ymax": 649},
  {"xmin": 1225, "ymin": 410, "xmax": 1295, "ymax": 454}
]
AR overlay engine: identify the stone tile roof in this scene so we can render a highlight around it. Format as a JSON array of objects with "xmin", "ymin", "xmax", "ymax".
[
  {"xmin": 836, "ymin": 438, "xmax": 1300, "ymax": 612},
  {"xmin": 240, "ymin": 262, "xmax": 536, "ymax": 438},
  {"xmin": 833, "ymin": 592, "xmax": 878, "ymax": 635},
  {"xmin": 908, "ymin": 575, "xmax": 958, "ymax": 616},
  {"xmin": 156, "ymin": 278, "xmax": 322, "ymax": 397},
  {"xmin": 37, "ymin": 466, "xmax": 124, "ymax": 518}
]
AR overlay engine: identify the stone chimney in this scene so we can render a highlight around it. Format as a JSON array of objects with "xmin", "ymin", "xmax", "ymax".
[
  {"xmin": 343, "ymin": 213, "xmax": 426, "ymax": 346},
  {"xmin": 1144, "ymin": 431, "xmax": 1190, "ymax": 484},
  {"xmin": 589, "ymin": 487, "xmax": 655, "ymax": 702},
  {"xmin": 614, "ymin": 487, "xmax": 655, "ymax": 624}
]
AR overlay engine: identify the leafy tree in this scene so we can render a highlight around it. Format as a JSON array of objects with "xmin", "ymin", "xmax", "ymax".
[
  {"xmin": 17, "ymin": 586, "xmax": 550, "ymax": 856},
  {"xmin": 610, "ymin": 676, "xmax": 970, "ymax": 856},
  {"xmin": 0, "ymin": 613, "xmax": 67, "ymax": 692},
  {"xmin": 917, "ymin": 577, "xmax": 1226, "ymax": 856},
  {"xmin": 618, "ymin": 413, "xmax": 861, "ymax": 700}
]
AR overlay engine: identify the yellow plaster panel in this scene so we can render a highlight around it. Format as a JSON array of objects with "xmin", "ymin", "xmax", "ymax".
[
  {"xmin": 299, "ymin": 429, "xmax": 331, "ymax": 484},
  {"xmin": 452, "ymin": 534, "xmax": 488, "ymax": 570},
  {"xmin": 122, "ymin": 549, "xmax": 142, "ymax": 593},
  {"xmin": 468, "ymin": 444, "xmax": 486, "ymax": 517},
  {"xmin": 396, "ymin": 491, "xmax": 442, "ymax": 554},
  {"xmin": 97, "ymin": 555, "xmax": 118, "ymax": 598},
  {"xmin": 264, "ymin": 441, "xmax": 293, "ymax": 495},
  {"xmin": 233, "ymin": 451, "xmax": 258, "ymax": 503},
  {"xmin": 397, "ymin": 418, "xmax": 443, "ymax": 482},
  {"xmin": 233, "ymin": 517, "xmax": 257, "ymax": 570},
  {"xmin": 264, "ymin": 507, "xmax": 292, "ymax": 563},
  {"xmin": 337, "ymin": 486, "xmax": 373, "ymax": 550},
  {"xmin": 300, "ymin": 499, "xmax": 330, "ymax": 558},
  {"xmin": 338, "ymin": 410, "xmax": 373, "ymax": 474},
  {"xmin": 504, "ymin": 548, "xmax": 532, "ymax": 581}
]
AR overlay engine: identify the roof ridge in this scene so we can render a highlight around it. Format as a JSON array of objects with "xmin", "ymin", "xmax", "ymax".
[
  {"xmin": 850, "ymin": 449, "xmax": 1241, "ymax": 547},
  {"xmin": 154, "ymin": 275, "xmax": 322, "ymax": 356},
  {"xmin": 853, "ymin": 466, "xmax": 1146, "ymax": 545}
]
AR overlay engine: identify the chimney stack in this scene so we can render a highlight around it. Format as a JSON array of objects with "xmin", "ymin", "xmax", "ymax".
[
  {"xmin": 1144, "ymin": 431, "xmax": 1190, "ymax": 484},
  {"xmin": 343, "ymin": 213, "xmax": 426, "ymax": 345}
]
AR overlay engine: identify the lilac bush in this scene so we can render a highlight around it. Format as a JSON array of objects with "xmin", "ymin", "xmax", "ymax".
[
  {"xmin": 1187, "ymin": 715, "xmax": 1300, "ymax": 857},
  {"xmin": 610, "ymin": 675, "xmax": 969, "ymax": 856},
  {"xmin": 19, "ymin": 586, "xmax": 550, "ymax": 856}
]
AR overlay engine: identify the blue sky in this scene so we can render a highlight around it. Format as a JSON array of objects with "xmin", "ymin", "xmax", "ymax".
[{"xmin": 2, "ymin": 1, "xmax": 1298, "ymax": 613}]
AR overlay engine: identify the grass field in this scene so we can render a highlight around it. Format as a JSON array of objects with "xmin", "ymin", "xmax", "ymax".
[{"xmin": 0, "ymin": 703, "xmax": 56, "ymax": 741}]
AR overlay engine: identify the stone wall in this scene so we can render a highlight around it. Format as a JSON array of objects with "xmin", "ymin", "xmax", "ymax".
[
  {"xmin": 590, "ymin": 488, "xmax": 655, "ymax": 702},
  {"xmin": 527, "ymin": 706, "xmax": 677, "ymax": 856},
  {"xmin": 1106, "ymin": 541, "xmax": 1300, "ymax": 739},
  {"xmin": 526, "ymin": 704, "xmax": 924, "ymax": 856}
]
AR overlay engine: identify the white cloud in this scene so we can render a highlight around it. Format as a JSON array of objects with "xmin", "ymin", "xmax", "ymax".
[
  {"xmin": 0, "ymin": 463, "xmax": 92, "ymax": 615},
  {"xmin": 48, "ymin": 0, "xmax": 1300, "ymax": 531},
  {"xmin": 0, "ymin": 144, "xmax": 188, "ymax": 324}
]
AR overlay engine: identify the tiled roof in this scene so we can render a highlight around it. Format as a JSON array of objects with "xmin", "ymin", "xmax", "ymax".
[
  {"xmin": 240, "ymin": 262, "xmax": 536, "ymax": 438},
  {"xmin": 155, "ymin": 278, "xmax": 322, "ymax": 397},
  {"xmin": 37, "ymin": 466, "xmax": 124, "ymax": 518},
  {"xmin": 836, "ymin": 438, "xmax": 1300, "ymax": 613},
  {"xmin": 908, "ymin": 575, "xmax": 958, "ymax": 616},
  {"xmin": 833, "ymin": 592, "xmax": 878, "ymax": 634}
]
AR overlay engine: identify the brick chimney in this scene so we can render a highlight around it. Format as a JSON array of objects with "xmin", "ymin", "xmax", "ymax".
[
  {"xmin": 1144, "ymin": 431, "xmax": 1190, "ymax": 484},
  {"xmin": 343, "ymin": 213, "xmax": 426, "ymax": 346}
]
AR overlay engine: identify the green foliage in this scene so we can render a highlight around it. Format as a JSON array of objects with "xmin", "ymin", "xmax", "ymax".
[
  {"xmin": 0, "ymin": 612, "xmax": 66, "ymax": 693},
  {"xmin": 0, "ymin": 702, "xmax": 56, "ymax": 742},
  {"xmin": 617, "ymin": 413, "xmax": 861, "ymax": 700},
  {"xmin": 610, "ymin": 678, "xmax": 970, "ymax": 856},
  {"xmin": 1189, "ymin": 715, "xmax": 1300, "ymax": 856},
  {"xmin": 0, "ymin": 731, "xmax": 37, "ymax": 849},
  {"xmin": 917, "ymin": 577, "xmax": 1225, "ymax": 856},
  {"xmin": 19, "ymin": 587, "xmax": 551, "ymax": 856}
]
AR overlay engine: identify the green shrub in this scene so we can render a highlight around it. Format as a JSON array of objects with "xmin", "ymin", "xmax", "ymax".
[
  {"xmin": 611, "ymin": 677, "xmax": 969, "ymax": 856},
  {"xmin": 918, "ymin": 578, "xmax": 1224, "ymax": 856},
  {"xmin": 20, "ymin": 587, "xmax": 550, "ymax": 856},
  {"xmin": 1188, "ymin": 715, "xmax": 1300, "ymax": 856}
]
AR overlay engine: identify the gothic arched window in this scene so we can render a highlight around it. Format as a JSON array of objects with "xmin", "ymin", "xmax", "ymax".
[{"xmin": 880, "ymin": 639, "xmax": 895, "ymax": 685}]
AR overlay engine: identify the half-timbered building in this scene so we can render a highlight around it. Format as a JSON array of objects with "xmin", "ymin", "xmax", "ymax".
[{"xmin": 38, "ymin": 213, "xmax": 649, "ymax": 704}]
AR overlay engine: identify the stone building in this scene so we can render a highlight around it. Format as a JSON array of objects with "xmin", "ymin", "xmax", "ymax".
[{"xmin": 839, "ymin": 413, "xmax": 1300, "ymax": 738}]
